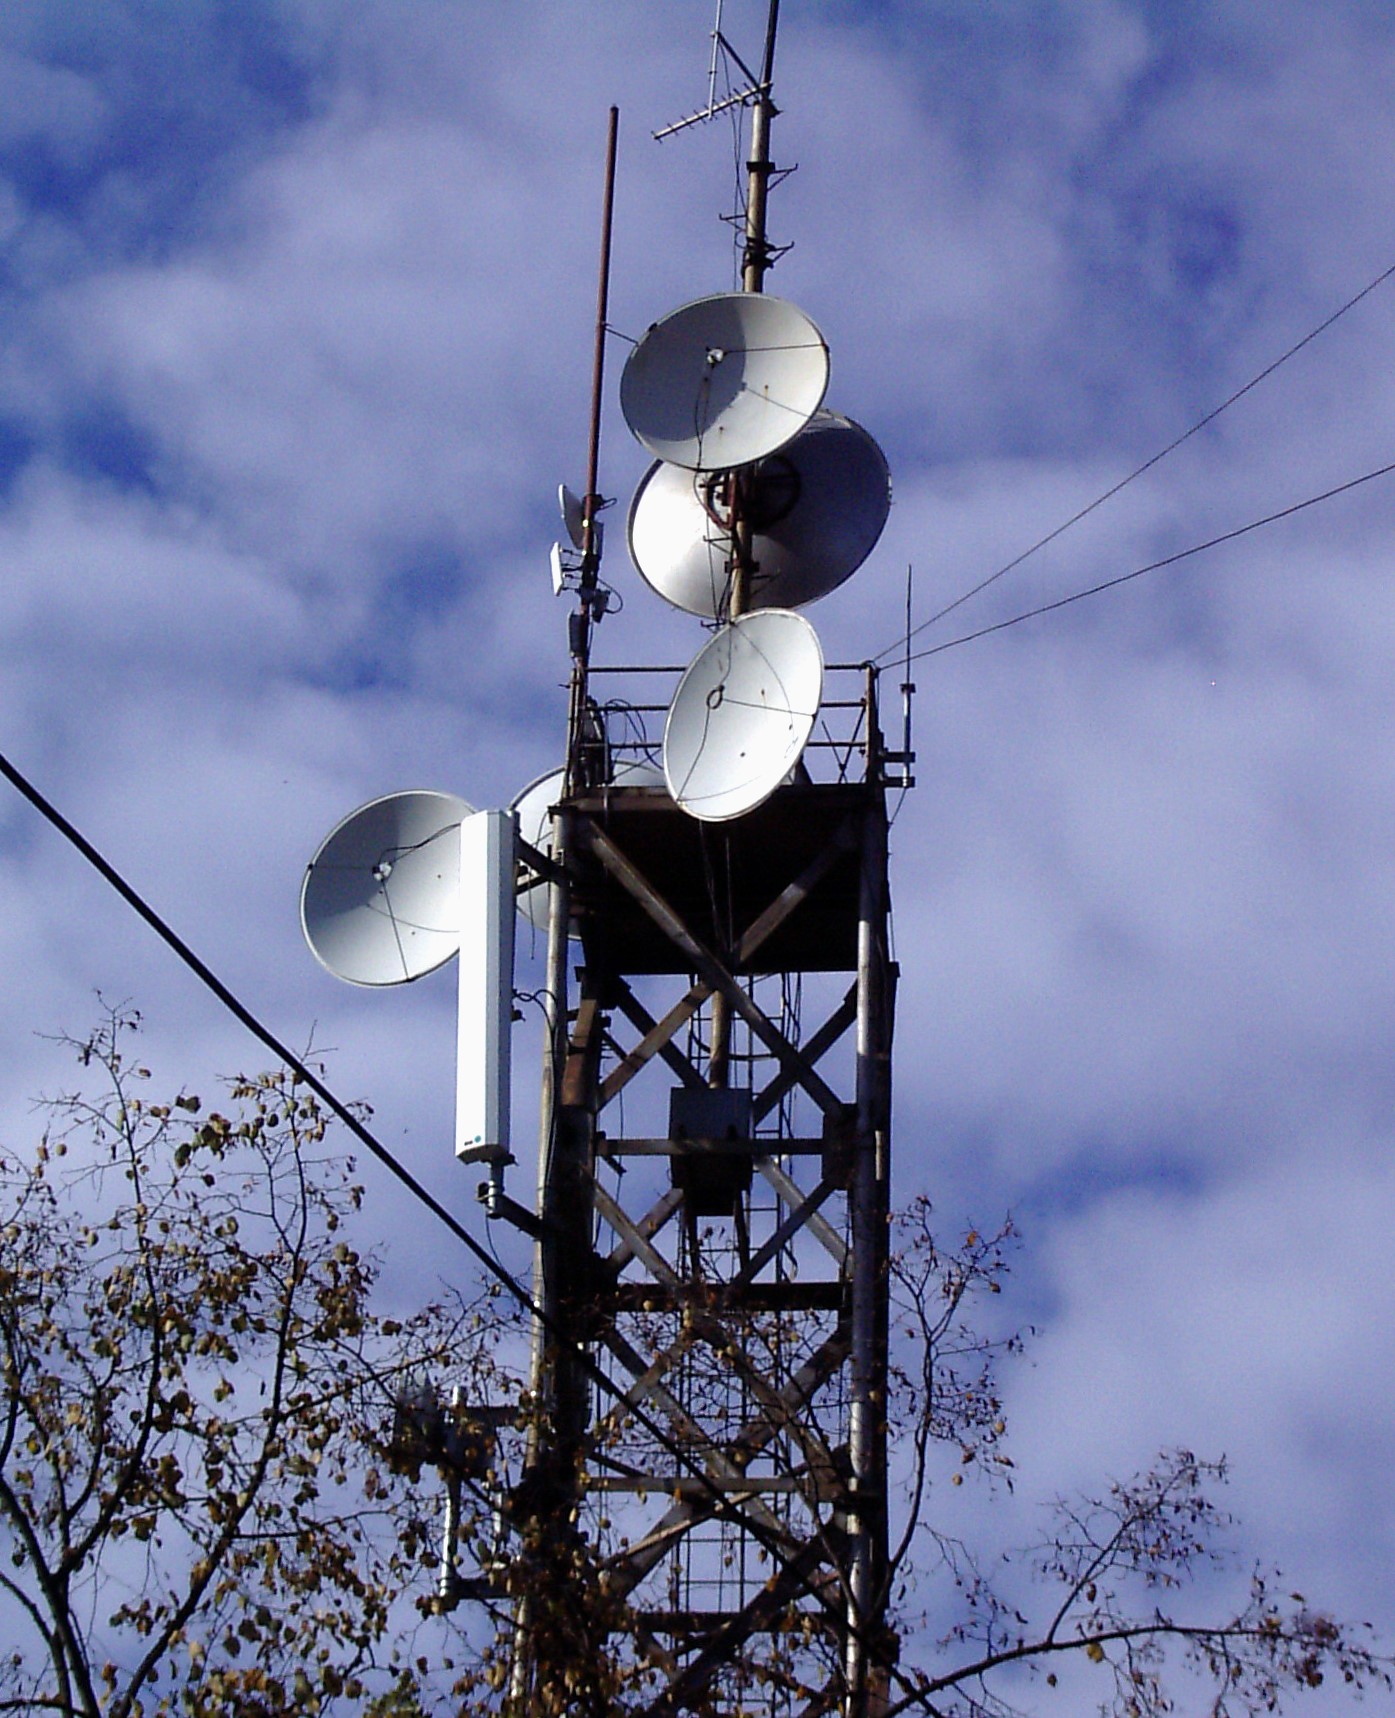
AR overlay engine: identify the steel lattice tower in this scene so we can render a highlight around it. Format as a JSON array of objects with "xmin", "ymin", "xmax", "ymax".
[
  {"xmin": 505, "ymin": 657, "xmax": 899, "ymax": 1717},
  {"xmin": 504, "ymin": 19, "xmax": 906, "ymax": 1710}
]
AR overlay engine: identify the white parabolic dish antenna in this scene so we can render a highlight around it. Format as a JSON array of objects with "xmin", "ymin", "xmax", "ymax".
[
  {"xmin": 513, "ymin": 760, "xmax": 665, "ymax": 932},
  {"xmin": 301, "ymin": 789, "xmax": 474, "ymax": 986},
  {"xmin": 628, "ymin": 410, "xmax": 892, "ymax": 617},
  {"xmin": 620, "ymin": 293, "xmax": 830, "ymax": 472},
  {"xmin": 664, "ymin": 610, "xmax": 824, "ymax": 822}
]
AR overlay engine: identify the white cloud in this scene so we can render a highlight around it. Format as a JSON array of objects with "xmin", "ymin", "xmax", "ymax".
[
  {"xmin": 0, "ymin": 0, "xmax": 1393, "ymax": 1700},
  {"xmin": 1012, "ymin": 1143, "xmax": 1395, "ymax": 1606}
]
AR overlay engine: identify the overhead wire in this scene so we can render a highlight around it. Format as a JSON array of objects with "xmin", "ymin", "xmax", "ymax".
[
  {"xmin": 0, "ymin": 746, "xmax": 936, "ymax": 1713},
  {"xmin": 726, "ymin": 43, "xmax": 747, "ymax": 291},
  {"xmin": 0, "ymin": 749, "xmax": 537, "ymax": 1298},
  {"xmin": 872, "ymin": 251, "xmax": 1395, "ymax": 665},
  {"xmin": 162, "ymin": 284, "xmax": 1391, "ymax": 1718},
  {"xmin": 901, "ymin": 454, "xmax": 1395, "ymax": 665},
  {"xmin": 6, "ymin": 30, "xmax": 1312, "ymax": 1714},
  {"xmin": 482, "ymin": 43, "xmax": 1395, "ymax": 1718}
]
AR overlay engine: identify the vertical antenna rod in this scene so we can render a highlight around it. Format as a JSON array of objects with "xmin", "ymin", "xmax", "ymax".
[
  {"xmin": 515, "ymin": 109, "xmax": 622, "ymax": 1709},
  {"xmin": 582, "ymin": 106, "xmax": 620, "ymax": 585},
  {"xmin": 706, "ymin": 0, "xmax": 725, "ymax": 117},
  {"xmin": 566, "ymin": 106, "xmax": 621, "ymax": 796},
  {"xmin": 729, "ymin": 0, "xmax": 781, "ymax": 623},
  {"xmin": 719, "ymin": 1, "xmax": 781, "ymax": 1080}
]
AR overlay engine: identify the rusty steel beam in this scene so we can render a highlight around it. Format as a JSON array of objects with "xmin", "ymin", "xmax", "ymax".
[{"xmin": 576, "ymin": 820, "xmax": 844, "ymax": 1117}]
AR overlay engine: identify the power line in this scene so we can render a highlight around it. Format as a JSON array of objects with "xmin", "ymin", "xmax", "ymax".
[
  {"xmin": 902, "ymin": 455, "xmax": 1395, "ymax": 665},
  {"xmin": 9, "ymin": 435, "xmax": 1378, "ymax": 1706},
  {"xmin": 0, "ymin": 752, "xmax": 550, "ymax": 1301},
  {"xmin": 873, "ymin": 252, "xmax": 1395, "ymax": 665}
]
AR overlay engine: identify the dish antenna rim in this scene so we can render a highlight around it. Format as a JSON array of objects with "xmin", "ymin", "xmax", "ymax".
[
  {"xmin": 619, "ymin": 291, "xmax": 830, "ymax": 472},
  {"xmin": 300, "ymin": 787, "xmax": 475, "ymax": 987},
  {"xmin": 663, "ymin": 608, "xmax": 824, "ymax": 823},
  {"xmin": 627, "ymin": 408, "xmax": 892, "ymax": 617}
]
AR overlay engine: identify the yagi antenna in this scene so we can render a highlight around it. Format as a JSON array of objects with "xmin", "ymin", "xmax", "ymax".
[{"xmin": 654, "ymin": 0, "xmax": 774, "ymax": 140}]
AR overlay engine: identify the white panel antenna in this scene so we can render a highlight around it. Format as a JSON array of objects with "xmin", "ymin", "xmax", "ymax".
[
  {"xmin": 300, "ymin": 790, "xmax": 474, "ymax": 986},
  {"xmin": 559, "ymin": 483, "xmax": 587, "ymax": 551},
  {"xmin": 301, "ymin": 793, "xmax": 519, "ymax": 1165},
  {"xmin": 456, "ymin": 810, "xmax": 516, "ymax": 1163},
  {"xmin": 619, "ymin": 293, "xmax": 829, "ymax": 471},
  {"xmin": 551, "ymin": 535, "xmax": 603, "ymax": 597},
  {"xmin": 663, "ymin": 609, "xmax": 823, "ymax": 822}
]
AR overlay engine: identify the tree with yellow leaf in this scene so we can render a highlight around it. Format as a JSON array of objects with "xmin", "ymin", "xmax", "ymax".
[
  {"xmin": 0, "ymin": 1004, "xmax": 505, "ymax": 1718},
  {"xmin": 869, "ymin": 1200, "xmax": 1391, "ymax": 1716},
  {"xmin": 0, "ymin": 1010, "xmax": 1387, "ymax": 1718}
]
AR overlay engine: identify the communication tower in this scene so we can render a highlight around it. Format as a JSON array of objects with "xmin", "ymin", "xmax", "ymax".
[{"xmin": 299, "ymin": 7, "xmax": 911, "ymax": 1712}]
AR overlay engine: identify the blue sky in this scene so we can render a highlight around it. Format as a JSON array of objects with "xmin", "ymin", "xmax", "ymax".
[{"xmin": 2, "ymin": 1, "xmax": 1395, "ymax": 1707}]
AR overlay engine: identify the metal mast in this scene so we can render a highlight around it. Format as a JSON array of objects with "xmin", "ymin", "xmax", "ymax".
[{"xmin": 509, "ymin": 11, "xmax": 902, "ymax": 1712}]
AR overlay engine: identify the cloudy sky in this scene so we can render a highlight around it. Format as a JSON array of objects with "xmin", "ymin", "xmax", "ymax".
[{"xmin": 2, "ymin": 0, "xmax": 1394, "ymax": 1706}]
